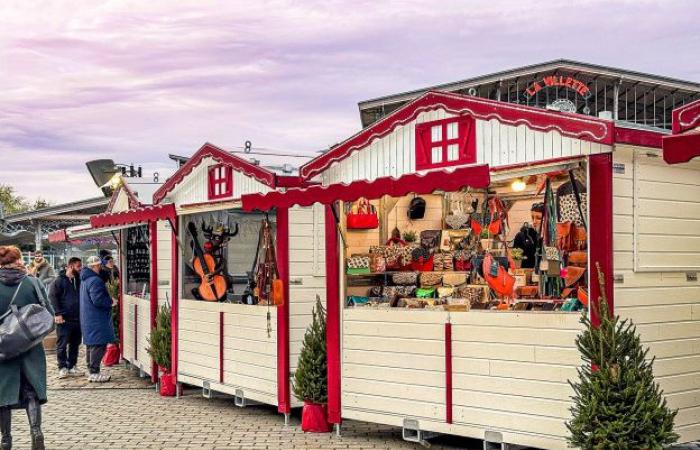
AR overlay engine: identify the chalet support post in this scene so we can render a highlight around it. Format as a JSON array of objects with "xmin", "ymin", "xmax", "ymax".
[
  {"xmin": 613, "ymin": 80, "xmax": 621, "ymax": 120},
  {"xmin": 34, "ymin": 221, "xmax": 42, "ymax": 251}
]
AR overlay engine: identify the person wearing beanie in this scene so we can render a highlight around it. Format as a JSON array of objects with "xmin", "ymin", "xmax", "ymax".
[{"xmin": 79, "ymin": 256, "xmax": 114, "ymax": 383}]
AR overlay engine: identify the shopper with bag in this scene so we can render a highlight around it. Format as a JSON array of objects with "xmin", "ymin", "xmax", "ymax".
[
  {"xmin": 49, "ymin": 257, "xmax": 84, "ymax": 379},
  {"xmin": 79, "ymin": 256, "xmax": 114, "ymax": 383},
  {"xmin": 0, "ymin": 245, "xmax": 53, "ymax": 450}
]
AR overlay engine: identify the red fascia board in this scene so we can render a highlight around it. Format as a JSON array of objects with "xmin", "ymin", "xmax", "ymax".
[
  {"xmin": 242, "ymin": 164, "xmax": 491, "ymax": 211},
  {"xmin": 614, "ymin": 127, "xmax": 664, "ymax": 148},
  {"xmin": 300, "ymin": 91, "xmax": 613, "ymax": 180},
  {"xmin": 153, "ymin": 142, "xmax": 277, "ymax": 204},
  {"xmin": 663, "ymin": 132, "xmax": 700, "ymax": 165},
  {"xmin": 276, "ymin": 175, "xmax": 311, "ymax": 188},
  {"xmin": 672, "ymin": 99, "xmax": 700, "ymax": 134},
  {"xmin": 90, "ymin": 203, "xmax": 176, "ymax": 228}
]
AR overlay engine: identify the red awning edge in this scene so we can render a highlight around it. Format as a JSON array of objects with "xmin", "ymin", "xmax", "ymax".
[
  {"xmin": 663, "ymin": 132, "xmax": 700, "ymax": 165},
  {"xmin": 242, "ymin": 164, "xmax": 490, "ymax": 211},
  {"xmin": 48, "ymin": 229, "xmax": 68, "ymax": 244},
  {"xmin": 90, "ymin": 203, "xmax": 176, "ymax": 229}
]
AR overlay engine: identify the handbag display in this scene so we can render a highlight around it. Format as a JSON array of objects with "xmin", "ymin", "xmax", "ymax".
[
  {"xmin": 568, "ymin": 250, "xmax": 587, "ymax": 268},
  {"xmin": 415, "ymin": 287, "xmax": 436, "ymax": 298},
  {"xmin": 420, "ymin": 230, "xmax": 442, "ymax": 251},
  {"xmin": 0, "ymin": 277, "xmax": 55, "ymax": 362},
  {"xmin": 346, "ymin": 255, "xmax": 370, "ymax": 275},
  {"xmin": 454, "ymin": 284, "xmax": 488, "ymax": 306},
  {"xmin": 347, "ymin": 198, "xmax": 379, "ymax": 229},
  {"xmin": 370, "ymin": 253, "xmax": 386, "ymax": 273},
  {"xmin": 516, "ymin": 285, "xmax": 539, "ymax": 299},
  {"xmin": 442, "ymin": 272, "xmax": 467, "ymax": 286},
  {"xmin": 419, "ymin": 272, "xmax": 443, "ymax": 287},
  {"xmin": 407, "ymin": 197, "xmax": 427, "ymax": 220},
  {"xmin": 433, "ymin": 252, "xmax": 454, "ymax": 271},
  {"xmin": 437, "ymin": 287, "xmax": 454, "ymax": 298},
  {"xmin": 541, "ymin": 246, "xmax": 562, "ymax": 276},
  {"xmin": 392, "ymin": 272, "xmax": 418, "ymax": 285},
  {"xmin": 482, "ymin": 254, "xmax": 515, "ymax": 298}
]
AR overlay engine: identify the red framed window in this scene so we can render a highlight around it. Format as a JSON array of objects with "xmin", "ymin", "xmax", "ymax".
[
  {"xmin": 208, "ymin": 164, "xmax": 233, "ymax": 200},
  {"xmin": 415, "ymin": 116, "xmax": 476, "ymax": 170}
]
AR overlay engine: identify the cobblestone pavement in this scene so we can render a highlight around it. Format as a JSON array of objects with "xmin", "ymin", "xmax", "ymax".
[
  {"xmin": 46, "ymin": 348, "xmax": 152, "ymax": 390},
  {"xmin": 6, "ymin": 349, "xmax": 480, "ymax": 449}
]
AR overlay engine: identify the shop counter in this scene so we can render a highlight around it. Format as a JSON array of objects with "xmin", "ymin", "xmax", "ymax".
[
  {"xmin": 122, "ymin": 294, "xmax": 153, "ymax": 376},
  {"xmin": 341, "ymin": 307, "xmax": 583, "ymax": 450},
  {"xmin": 178, "ymin": 300, "xmax": 278, "ymax": 406}
]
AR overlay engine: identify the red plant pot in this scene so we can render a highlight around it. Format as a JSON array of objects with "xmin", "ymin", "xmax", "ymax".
[
  {"xmin": 301, "ymin": 402, "xmax": 332, "ymax": 433},
  {"xmin": 102, "ymin": 343, "xmax": 120, "ymax": 367},
  {"xmin": 159, "ymin": 368, "xmax": 177, "ymax": 397}
]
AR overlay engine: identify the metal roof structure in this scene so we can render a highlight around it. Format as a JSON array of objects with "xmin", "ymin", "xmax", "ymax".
[{"xmin": 358, "ymin": 59, "xmax": 700, "ymax": 130}]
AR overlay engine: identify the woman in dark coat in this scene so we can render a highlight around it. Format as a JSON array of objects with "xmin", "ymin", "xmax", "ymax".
[{"xmin": 0, "ymin": 246, "xmax": 50, "ymax": 450}]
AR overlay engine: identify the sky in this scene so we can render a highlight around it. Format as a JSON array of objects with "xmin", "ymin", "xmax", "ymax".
[{"xmin": 0, "ymin": 0, "xmax": 699, "ymax": 204}]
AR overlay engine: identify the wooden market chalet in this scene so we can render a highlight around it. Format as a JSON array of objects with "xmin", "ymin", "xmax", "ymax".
[{"xmin": 70, "ymin": 60, "xmax": 700, "ymax": 449}]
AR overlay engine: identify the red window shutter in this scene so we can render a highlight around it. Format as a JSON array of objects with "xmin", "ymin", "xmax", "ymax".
[
  {"xmin": 208, "ymin": 164, "xmax": 233, "ymax": 200},
  {"xmin": 414, "ymin": 116, "xmax": 476, "ymax": 170}
]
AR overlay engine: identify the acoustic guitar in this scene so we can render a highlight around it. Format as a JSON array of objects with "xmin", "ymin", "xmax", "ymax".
[{"xmin": 187, "ymin": 222, "xmax": 227, "ymax": 302}]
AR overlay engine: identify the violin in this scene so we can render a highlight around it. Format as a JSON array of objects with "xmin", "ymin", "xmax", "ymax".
[{"xmin": 187, "ymin": 222, "xmax": 227, "ymax": 302}]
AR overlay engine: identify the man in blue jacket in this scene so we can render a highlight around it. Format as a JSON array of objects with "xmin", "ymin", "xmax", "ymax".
[
  {"xmin": 80, "ymin": 256, "xmax": 115, "ymax": 383},
  {"xmin": 49, "ymin": 257, "xmax": 84, "ymax": 379}
]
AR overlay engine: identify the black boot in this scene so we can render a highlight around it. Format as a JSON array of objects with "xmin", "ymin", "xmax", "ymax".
[
  {"xmin": 0, "ymin": 407, "xmax": 11, "ymax": 450},
  {"xmin": 25, "ymin": 398, "xmax": 43, "ymax": 450}
]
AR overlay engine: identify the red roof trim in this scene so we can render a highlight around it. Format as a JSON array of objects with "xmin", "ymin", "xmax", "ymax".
[
  {"xmin": 673, "ymin": 99, "xmax": 700, "ymax": 134},
  {"xmin": 91, "ymin": 203, "xmax": 176, "ymax": 229},
  {"xmin": 242, "ymin": 164, "xmax": 490, "ymax": 211},
  {"xmin": 276, "ymin": 176, "xmax": 310, "ymax": 189},
  {"xmin": 300, "ymin": 91, "xmax": 613, "ymax": 180},
  {"xmin": 614, "ymin": 127, "xmax": 664, "ymax": 149},
  {"xmin": 152, "ymin": 142, "xmax": 277, "ymax": 204},
  {"xmin": 663, "ymin": 132, "xmax": 700, "ymax": 165}
]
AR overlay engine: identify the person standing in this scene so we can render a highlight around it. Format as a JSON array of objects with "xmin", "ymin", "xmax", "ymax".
[
  {"xmin": 49, "ymin": 257, "xmax": 84, "ymax": 379},
  {"xmin": 99, "ymin": 255, "xmax": 120, "ymax": 284},
  {"xmin": 27, "ymin": 251, "xmax": 56, "ymax": 289},
  {"xmin": 0, "ymin": 245, "xmax": 50, "ymax": 450},
  {"xmin": 79, "ymin": 256, "xmax": 114, "ymax": 383}
]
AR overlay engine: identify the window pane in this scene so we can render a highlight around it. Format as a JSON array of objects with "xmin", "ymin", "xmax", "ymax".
[
  {"xmin": 447, "ymin": 144, "xmax": 459, "ymax": 161},
  {"xmin": 431, "ymin": 125, "xmax": 442, "ymax": 142},
  {"xmin": 431, "ymin": 147, "xmax": 443, "ymax": 163},
  {"xmin": 446, "ymin": 122, "xmax": 458, "ymax": 140}
]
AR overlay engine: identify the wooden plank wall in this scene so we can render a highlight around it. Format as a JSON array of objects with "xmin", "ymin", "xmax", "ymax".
[
  {"xmin": 121, "ymin": 294, "xmax": 152, "ymax": 374},
  {"xmin": 169, "ymin": 156, "xmax": 272, "ymax": 207},
  {"xmin": 288, "ymin": 205, "xmax": 327, "ymax": 406},
  {"xmin": 321, "ymin": 109, "xmax": 612, "ymax": 186},
  {"xmin": 178, "ymin": 301, "xmax": 278, "ymax": 405},
  {"xmin": 613, "ymin": 146, "xmax": 700, "ymax": 443},
  {"xmin": 342, "ymin": 309, "xmax": 582, "ymax": 449},
  {"xmin": 136, "ymin": 296, "xmax": 152, "ymax": 375},
  {"xmin": 156, "ymin": 221, "xmax": 172, "ymax": 308}
]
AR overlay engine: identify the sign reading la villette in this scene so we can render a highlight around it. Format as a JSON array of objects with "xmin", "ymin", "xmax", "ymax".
[{"xmin": 524, "ymin": 75, "xmax": 593, "ymax": 100}]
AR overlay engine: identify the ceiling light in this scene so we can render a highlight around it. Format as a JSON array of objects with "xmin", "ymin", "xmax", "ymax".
[{"xmin": 511, "ymin": 178, "xmax": 526, "ymax": 192}]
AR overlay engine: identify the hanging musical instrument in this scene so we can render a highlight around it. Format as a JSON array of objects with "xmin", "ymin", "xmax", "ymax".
[{"xmin": 187, "ymin": 221, "xmax": 227, "ymax": 302}]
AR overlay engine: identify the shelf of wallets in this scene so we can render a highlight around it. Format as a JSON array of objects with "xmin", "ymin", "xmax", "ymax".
[{"xmin": 344, "ymin": 213, "xmax": 589, "ymax": 314}]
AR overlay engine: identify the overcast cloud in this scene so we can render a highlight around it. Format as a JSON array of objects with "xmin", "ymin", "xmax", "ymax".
[{"xmin": 0, "ymin": 0, "xmax": 698, "ymax": 203}]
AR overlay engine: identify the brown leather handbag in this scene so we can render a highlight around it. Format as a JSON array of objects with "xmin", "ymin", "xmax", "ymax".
[
  {"xmin": 556, "ymin": 221, "xmax": 575, "ymax": 252},
  {"xmin": 568, "ymin": 250, "xmax": 587, "ymax": 268}
]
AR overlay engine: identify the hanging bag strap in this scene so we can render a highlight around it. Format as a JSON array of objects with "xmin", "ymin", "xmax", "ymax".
[{"xmin": 0, "ymin": 278, "xmax": 26, "ymax": 322}]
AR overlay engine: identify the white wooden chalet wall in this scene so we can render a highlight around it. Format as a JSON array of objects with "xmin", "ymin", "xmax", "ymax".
[
  {"xmin": 320, "ymin": 109, "xmax": 613, "ymax": 185},
  {"xmin": 167, "ymin": 156, "xmax": 272, "ymax": 207},
  {"xmin": 613, "ymin": 145, "xmax": 700, "ymax": 443}
]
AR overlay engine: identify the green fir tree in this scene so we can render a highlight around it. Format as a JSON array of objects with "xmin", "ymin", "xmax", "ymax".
[
  {"xmin": 147, "ymin": 303, "xmax": 172, "ymax": 371},
  {"xmin": 292, "ymin": 296, "xmax": 327, "ymax": 404},
  {"xmin": 567, "ymin": 264, "xmax": 678, "ymax": 449}
]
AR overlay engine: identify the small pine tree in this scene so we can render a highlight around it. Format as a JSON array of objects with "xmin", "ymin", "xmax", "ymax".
[
  {"xmin": 567, "ymin": 264, "xmax": 678, "ymax": 449},
  {"xmin": 292, "ymin": 296, "xmax": 327, "ymax": 404},
  {"xmin": 147, "ymin": 303, "xmax": 172, "ymax": 372}
]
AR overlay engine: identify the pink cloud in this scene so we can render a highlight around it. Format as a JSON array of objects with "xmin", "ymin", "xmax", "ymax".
[{"xmin": 0, "ymin": 0, "xmax": 698, "ymax": 203}]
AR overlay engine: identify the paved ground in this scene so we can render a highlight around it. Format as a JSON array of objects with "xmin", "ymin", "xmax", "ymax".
[{"xmin": 5, "ymin": 348, "xmax": 481, "ymax": 449}]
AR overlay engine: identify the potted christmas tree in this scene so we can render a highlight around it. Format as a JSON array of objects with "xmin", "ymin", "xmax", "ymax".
[
  {"xmin": 293, "ymin": 296, "xmax": 331, "ymax": 432},
  {"xmin": 147, "ymin": 303, "xmax": 175, "ymax": 397},
  {"xmin": 567, "ymin": 263, "xmax": 678, "ymax": 449}
]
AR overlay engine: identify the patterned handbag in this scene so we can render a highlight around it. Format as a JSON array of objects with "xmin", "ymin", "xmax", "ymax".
[
  {"xmin": 346, "ymin": 198, "xmax": 379, "ymax": 229},
  {"xmin": 442, "ymin": 272, "xmax": 467, "ymax": 286},
  {"xmin": 437, "ymin": 286, "xmax": 454, "ymax": 298},
  {"xmin": 392, "ymin": 272, "xmax": 419, "ymax": 285},
  {"xmin": 370, "ymin": 253, "xmax": 386, "ymax": 273},
  {"xmin": 455, "ymin": 284, "xmax": 488, "ymax": 306},
  {"xmin": 420, "ymin": 230, "xmax": 442, "ymax": 250},
  {"xmin": 419, "ymin": 272, "xmax": 443, "ymax": 287},
  {"xmin": 346, "ymin": 255, "xmax": 370, "ymax": 275}
]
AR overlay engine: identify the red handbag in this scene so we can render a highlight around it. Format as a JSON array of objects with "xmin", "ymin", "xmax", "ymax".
[{"xmin": 347, "ymin": 198, "xmax": 379, "ymax": 229}]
